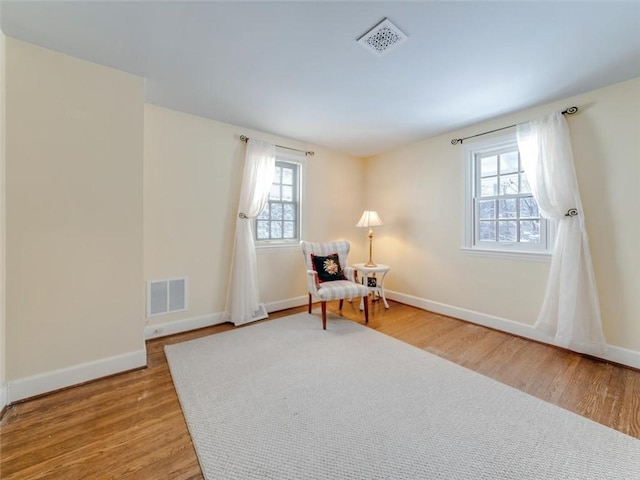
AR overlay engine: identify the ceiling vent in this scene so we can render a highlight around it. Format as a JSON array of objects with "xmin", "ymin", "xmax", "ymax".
[{"xmin": 357, "ymin": 18, "xmax": 408, "ymax": 56}]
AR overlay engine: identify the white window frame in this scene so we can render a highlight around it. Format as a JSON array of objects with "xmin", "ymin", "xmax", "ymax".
[
  {"xmin": 255, "ymin": 153, "xmax": 304, "ymax": 249},
  {"xmin": 463, "ymin": 133, "xmax": 553, "ymax": 261}
]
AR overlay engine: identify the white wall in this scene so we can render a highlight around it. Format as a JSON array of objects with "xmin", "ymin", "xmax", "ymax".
[
  {"xmin": 367, "ymin": 77, "xmax": 640, "ymax": 359},
  {"xmin": 4, "ymin": 38, "xmax": 146, "ymax": 400},
  {"xmin": 144, "ymin": 105, "xmax": 366, "ymax": 336}
]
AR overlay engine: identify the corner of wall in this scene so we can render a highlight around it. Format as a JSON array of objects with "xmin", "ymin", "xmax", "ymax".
[
  {"xmin": 4, "ymin": 37, "xmax": 145, "ymax": 394},
  {"xmin": 0, "ymin": 29, "xmax": 7, "ymax": 412}
]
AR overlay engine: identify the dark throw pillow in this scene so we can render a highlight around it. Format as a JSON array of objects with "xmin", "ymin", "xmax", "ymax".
[{"xmin": 311, "ymin": 253, "xmax": 346, "ymax": 283}]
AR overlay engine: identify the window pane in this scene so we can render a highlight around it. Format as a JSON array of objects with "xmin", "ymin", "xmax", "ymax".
[
  {"xmin": 498, "ymin": 221, "xmax": 517, "ymax": 242},
  {"xmin": 499, "ymin": 174, "xmax": 519, "ymax": 195},
  {"xmin": 282, "ymin": 185, "xmax": 293, "ymax": 202},
  {"xmin": 500, "ymin": 151, "xmax": 519, "ymax": 174},
  {"xmin": 271, "ymin": 203, "xmax": 283, "ymax": 220},
  {"xmin": 255, "ymin": 160, "xmax": 301, "ymax": 243},
  {"xmin": 270, "ymin": 221, "xmax": 282, "ymax": 239},
  {"xmin": 480, "ymin": 177, "xmax": 498, "ymax": 197},
  {"xmin": 282, "ymin": 167, "xmax": 293, "ymax": 185},
  {"xmin": 480, "ymin": 156, "xmax": 497, "ymax": 177},
  {"xmin": 283, "ymin": 221, "xmax": 295, "ymax": 239},
  {"xmin": 283, "ymin": 203, "xmax": 295, "ymax": 220},
  {"xmin": 468, "ymin": 139, "xmax": 550, "ymax": 253},
  {"xmin": 269, "ymin": 184, "xmax": 281, "ymax": 200},
  {"xmin": 257, "ymin": 220, "xmax": 270, "ymax": 240},
  {"xmin": 498, "ymin": 198, "xmax": 517, "ymax": 219},
  {"xmin": 479, "ymin": 221, "xmax": 496, "ymax": 241},
  {"xmin": 478, "ymin": 200, "xmax": 495, "ymax": 220},
  {"xmin": 520, "ymin": 220, "xmax": 540, "ymax": 243},
  {"xmin": 519, "ymin": 196, "xmax": 539, "ymax": 218}
]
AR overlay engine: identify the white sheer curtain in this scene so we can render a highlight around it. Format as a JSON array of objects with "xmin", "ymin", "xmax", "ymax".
[
  {"xmin": 517, "ymin": 112, "xmax": 607, "ymax": 355},
  {"xmin": 224, "ymin": 138, "xmax": 276, "ymax": 326}
]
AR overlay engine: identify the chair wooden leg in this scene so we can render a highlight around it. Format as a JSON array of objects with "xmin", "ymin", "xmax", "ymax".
[
  {"xmin": 321, "ymin": 301, "xmax": 327, "ymax": 330},
  {"xmin": 363, "ymin": 295, "xmax": 369, "ymax": 324},
  {"xmin": 308, "ymin": 293, "xmax": 312, "ymax": 313},
  {"xmin": 339, "ymin": 299, "xmax": 344, "ymax": 310}
]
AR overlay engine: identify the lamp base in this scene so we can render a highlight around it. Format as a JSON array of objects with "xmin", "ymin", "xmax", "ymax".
[{"xmin": 365, "ymin": 230, "xmax": 377, "ymax": 268}]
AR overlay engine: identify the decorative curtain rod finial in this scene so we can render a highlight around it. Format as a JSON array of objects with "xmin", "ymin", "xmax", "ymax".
[{"xmin": 565, "ymin": 208, "xmax": 579, "ymax": 217}]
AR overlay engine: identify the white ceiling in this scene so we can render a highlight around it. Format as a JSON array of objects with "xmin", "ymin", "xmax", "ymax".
[{"xmin": 2, "ymin": 1, "xmax": 639, "ymax": 157}]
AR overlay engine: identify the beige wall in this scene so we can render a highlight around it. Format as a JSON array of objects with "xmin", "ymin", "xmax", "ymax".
[
  {"xmin": 144, "ymin": 105, "xmax": 366, "ymax": 327},
  {"xmin": 144, "ymin": 105, "xmax": 241, "ymax": 325},
  {"xmin": 366, "ymin": 77, "xmax": 640, "ymax": 352},
  {"xmin": 5, "ymin": 38, "xmax": 145, "ymax": 380},
  {"xmin": 0, "ymin": 31, "xmax": 6, "ymax": 397},
  {"xmin": 5, "ymin": 33, "xmax": 635, "ymax": 395}
]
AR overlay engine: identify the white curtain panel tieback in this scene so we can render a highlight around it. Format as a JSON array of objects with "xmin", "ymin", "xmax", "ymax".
[
  {"xmin": 517, "ymin": 112, "xmax": 607, "ymax": 355},
  {"xmin": 223, "ymin": 138, "xmax": 276, "ymax": 326}
]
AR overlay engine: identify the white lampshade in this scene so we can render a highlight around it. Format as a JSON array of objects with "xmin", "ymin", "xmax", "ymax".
[{"xmin": 356, "ymin": 211, "xmax": 384, "ymax": 228}]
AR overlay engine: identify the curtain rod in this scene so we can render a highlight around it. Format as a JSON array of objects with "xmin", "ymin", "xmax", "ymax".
[
  {"xmin": 240, "ymin": 135, "xmax": 315, "ymax": 156},
  {"xmin": 450, "ymin": 107, "xmax": 579, "ymax": 145}
]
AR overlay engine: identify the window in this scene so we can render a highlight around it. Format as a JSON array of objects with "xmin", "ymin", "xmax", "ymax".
[
  {"xmin": 255, "ymin": 160, "xmax": 301, "ymax": 244},
  {"xmin": 463, "ymin": 134, "xmax": 552, "ymax": 258}
]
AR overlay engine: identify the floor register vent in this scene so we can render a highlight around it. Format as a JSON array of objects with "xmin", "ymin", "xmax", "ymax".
[{"xmin": 147, "ymin": 277, "xmax": 187, "ymax": 317}]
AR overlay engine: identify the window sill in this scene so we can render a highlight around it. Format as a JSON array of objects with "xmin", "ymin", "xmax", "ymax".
[
  {"xmin": 255, "ymin": 242, "xmax": 300, "ymax": 254},
  {"xmin": 461, "ymin": 247, "xmax": 552, "ymax": 263}
]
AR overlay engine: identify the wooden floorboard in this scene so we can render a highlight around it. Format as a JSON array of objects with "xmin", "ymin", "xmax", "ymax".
[{"xmin": 1, "ymin": 300, "xmax": 639, "ymax": 479}]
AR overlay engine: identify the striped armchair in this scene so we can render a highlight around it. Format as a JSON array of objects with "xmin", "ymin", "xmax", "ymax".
[{"xmin": 300, "ymin": 240, "xmax": 369, "ymax": 329}]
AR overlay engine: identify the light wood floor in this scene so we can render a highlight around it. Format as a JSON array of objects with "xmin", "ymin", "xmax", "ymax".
[{"xmin": 1, "ymin": 300, "xmax": 639, "ymax": 479}]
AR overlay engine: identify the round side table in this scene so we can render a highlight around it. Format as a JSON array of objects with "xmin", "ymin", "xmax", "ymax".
[{"xmin": 352, "ymin": 263, "xmax": 390, "ymax": 310}]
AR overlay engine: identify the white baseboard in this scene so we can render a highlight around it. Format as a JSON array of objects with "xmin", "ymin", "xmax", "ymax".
[
  {"xmin": 144, "ymin": 312, "xmax": 226, "ymax": 340},
  {"xmin": 601, "ymin": 344, "xmax": 640, "ymax": 370},
  {"xmin": 0, "ymin": 383, "xmax": 7, "ymax": 412},
  {"xmin": 386, "ymin": 290, "xmax": 640, "ymax": 370},
  {"xmin": 5, "ymin": 297, "xmax": 308, "ymax": 405},
  {"xmin": 7, "ymin": 349, "xmax": 147, "ymax": 404},
  {"xmin": 265, "ymin": 295, "xmax": 307, "ymax": 313},
  {"xmin": 144, "ymin": 297, "xmax": 307, "ymax": 340}
]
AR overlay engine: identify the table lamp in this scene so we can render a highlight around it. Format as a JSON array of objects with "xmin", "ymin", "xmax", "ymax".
[{"xmin": 356, "ymin": 210, "xmax": 384, "ymax": 267}]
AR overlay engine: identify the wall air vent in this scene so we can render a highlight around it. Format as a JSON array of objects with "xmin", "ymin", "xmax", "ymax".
[
  {"xmin": 147, "ymin": 277, "xmax": 187, "ymax": 317},
  {"xmin": 357, "ymin": 17, "xmax": 408, "ymax": 56}
]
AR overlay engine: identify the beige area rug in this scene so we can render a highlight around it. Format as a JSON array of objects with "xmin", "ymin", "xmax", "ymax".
[{"xmin": 165, "ymin": 313, "xmax": 640, "ymax": 479}]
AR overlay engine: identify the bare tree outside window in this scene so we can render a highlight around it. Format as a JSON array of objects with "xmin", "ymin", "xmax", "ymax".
[
  {"xmin": 464, "ymin": 135, "xmax": 552, "ymax": 257},
  {"xmin": 256, "ymin": 161, "xmax": 300, "ymax": 243}
]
